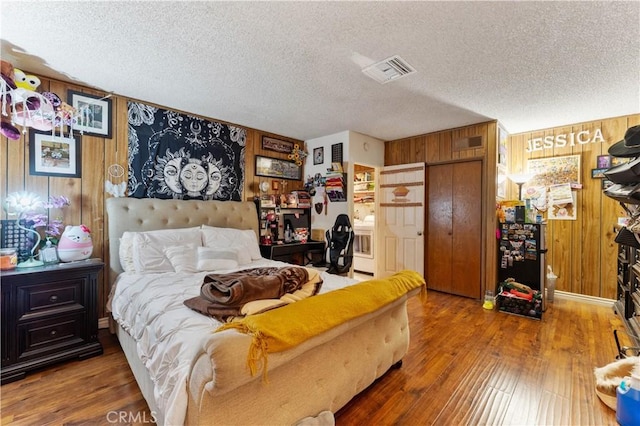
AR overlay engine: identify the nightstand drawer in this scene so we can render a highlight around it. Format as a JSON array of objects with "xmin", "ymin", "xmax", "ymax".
[
  {"xmin": 16, "ymin": 279, "xmax": 85, "ymax": 320},
  {"xmin": 17, "ymin": 313, "xmax": 86, "ymax": 361}
]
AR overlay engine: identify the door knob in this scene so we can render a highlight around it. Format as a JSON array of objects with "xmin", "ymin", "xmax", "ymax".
[{"xmin": 417, "ymin": 231, "xmax": 423, "ymax": 236}]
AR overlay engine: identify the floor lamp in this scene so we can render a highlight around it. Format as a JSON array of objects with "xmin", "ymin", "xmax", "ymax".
[
  {"xmin": 3, "ymin": 191, "xmax": 44, "ymax": 268},
  {"xmin": 508, "ymin": 173, "xmax": 534, "ymax": 201}
]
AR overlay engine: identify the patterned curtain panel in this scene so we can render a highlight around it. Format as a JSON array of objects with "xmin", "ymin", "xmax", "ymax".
[{"xmin": 127, "ymin": 102, "xmax": 246, "ymax": 201}]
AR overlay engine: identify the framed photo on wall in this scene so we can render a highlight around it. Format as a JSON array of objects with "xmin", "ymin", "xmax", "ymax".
[
  {"xmin": 29, "ymin": 130, "xmax": 81, "ymax": 178},
  {"xmin": 591, "ymin": 168, "xmax": 607, "ymax": 179},
  {"xmin": 596, "ymin": 155, "xmax": 611, "ymax": 169},
  {"xmin": 67, "ymin": 90, "xmax": 113, "ymax": 138},
  {"xmin": 255, "ymin": 155, "xmax": 301, "ymax": 180},
  {"xmin": 313, "ymin": 147, "xmax": 324, "ymax": 165}
]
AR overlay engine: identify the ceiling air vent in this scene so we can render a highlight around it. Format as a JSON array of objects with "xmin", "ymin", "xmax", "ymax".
[{"xmin": 362, "ymin": 55, "xmax": 416, "ymax": 84}]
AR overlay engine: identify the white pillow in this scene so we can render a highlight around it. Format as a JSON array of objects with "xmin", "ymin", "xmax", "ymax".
[
  {"xmin": 201, "ymin": 226, "xmax": 261, "ymax": 260},
  {"xmin": 133, "ymin": 227, "xmax": 202, "ymax": 273},
  {"xmin": 197, "ymin": 246, "xmax": 240, "ymax": 271},
  {"xmin": 119, "ymin": 232, "xmax": 136, "ymax": 272},
  {"xmin": 164, "ymin": 245, "xmax": 199, "ymax": 273}
]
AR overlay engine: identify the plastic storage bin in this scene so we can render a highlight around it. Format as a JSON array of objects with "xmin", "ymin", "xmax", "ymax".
[{"xmin": 616, "ymin": 359, "xmax": 640, "ymax": 426}]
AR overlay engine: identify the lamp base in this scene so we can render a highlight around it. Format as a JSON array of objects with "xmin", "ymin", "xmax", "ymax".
[{"xmin": 17, "ymin": 257, "xmax": 44, "ymax": 268}]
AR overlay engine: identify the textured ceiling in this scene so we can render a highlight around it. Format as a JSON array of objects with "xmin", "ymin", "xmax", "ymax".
[{"xmin": 1, "ymin": 1, "xmax": 639, "ymax": 141}]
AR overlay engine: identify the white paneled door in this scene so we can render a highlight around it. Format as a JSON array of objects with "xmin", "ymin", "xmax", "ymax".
[{"xmin": 376, "ymin": 162, "xmax": 425, "ymax": 278}]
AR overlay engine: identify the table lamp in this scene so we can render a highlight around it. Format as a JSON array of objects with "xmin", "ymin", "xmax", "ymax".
[
  {"xmin": 508, "ymin": 173, "xmax": 535, "ymax": 201},
  {"xmin": 3, "ymin": 191, "xmax": 45, "ymax": 268}
]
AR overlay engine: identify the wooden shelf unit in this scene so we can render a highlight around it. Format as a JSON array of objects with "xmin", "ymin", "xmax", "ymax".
[{"xmin": 614, "ymin": 241, "xmax": 640, "ymax": 348}]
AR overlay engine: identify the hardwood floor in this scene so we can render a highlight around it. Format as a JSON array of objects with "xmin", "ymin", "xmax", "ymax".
[{"xmin": 1, "ymin": 291, "xmax": 629, "ymax": 425}]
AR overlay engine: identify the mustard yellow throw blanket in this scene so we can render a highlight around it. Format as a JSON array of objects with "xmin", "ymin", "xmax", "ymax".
[{"xmin": 216, "ymin": 270, "xmax": 426, "ymax": 379}]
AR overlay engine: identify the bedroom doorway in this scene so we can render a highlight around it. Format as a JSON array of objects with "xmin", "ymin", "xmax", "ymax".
[{"xmin": 376, "ymin": 162, "xmax": 425, "ymax": 278}]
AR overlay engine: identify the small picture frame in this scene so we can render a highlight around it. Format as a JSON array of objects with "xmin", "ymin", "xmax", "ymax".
[
  {"xmin": 67, "ymin": 90, "xmax": 112, "ymax": 138},
  {"xmin": 313, "ymin": 147, "xmax": 324, "ymax": 165},
  {"xmin": 29, "ymin": 130, "xmax": 81, "ymax": 178},
  {"xmin": 596, "ymin": 155, "xmax": 611, "ymax": 169},
  {"xmin": 591, "ymin": 168, "xmax": 608, "ymax": 179}
]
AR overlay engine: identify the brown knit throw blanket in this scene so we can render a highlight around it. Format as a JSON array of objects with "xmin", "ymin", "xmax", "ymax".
[{"xmin": 184, "ymin": 266, "xmax": 309, "ymax": 321}]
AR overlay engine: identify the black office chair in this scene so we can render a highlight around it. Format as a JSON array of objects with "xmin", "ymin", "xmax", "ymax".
[{"xmin": 325, "ymin": 214, "xmax": 355, "ymax": 275}]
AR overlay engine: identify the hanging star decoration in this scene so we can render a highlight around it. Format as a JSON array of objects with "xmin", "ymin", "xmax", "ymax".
[{"xmin": 288, "ymin": 143, "xmax": 308, "ymax": 166}]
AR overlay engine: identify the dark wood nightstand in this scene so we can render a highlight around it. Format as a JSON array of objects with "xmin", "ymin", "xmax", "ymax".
[{"xmin": 1, "ymin": 258, "xmax": 104, "ymax": 384}]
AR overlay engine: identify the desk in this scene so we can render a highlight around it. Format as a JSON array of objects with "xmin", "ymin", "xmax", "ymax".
[{"xmin": 260, "ymin": 240, "xmax": 326, "ymax": 266}]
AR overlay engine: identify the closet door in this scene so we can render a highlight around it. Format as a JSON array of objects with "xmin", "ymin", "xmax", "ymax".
[
  {"xmin": 426, "ymin": 164, "xmax": 453, "ymax": 293},
  {"xmin": 427, "ymin": 161, "xmax": 482, "ymax": 298}
]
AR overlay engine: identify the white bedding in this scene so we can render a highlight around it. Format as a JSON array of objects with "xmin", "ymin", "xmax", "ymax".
[{"xmin": 109, "ymin": 258, "xmax": 356, "ymax": 426}]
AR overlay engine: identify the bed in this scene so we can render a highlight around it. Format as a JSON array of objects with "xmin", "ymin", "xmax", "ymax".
[{"xmin": 106, "ymin": 197, "xmax": 424, "ymax": 425}]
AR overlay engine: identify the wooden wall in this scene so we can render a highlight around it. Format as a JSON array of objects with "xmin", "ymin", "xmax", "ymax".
[
  {"xmin": 386, "ymin": 114, "xmax": 640, "ymax": 300},
  {"xmin": 385, "ymin": 121, "xmax": 498, "ymax": 298},
  {"xmin": 0, "ymin": 74, "xmax": 304, "ymax": 319},
  {"xmin": 508, "ymin": 114, "xmax": 640, "ymax": 299}
]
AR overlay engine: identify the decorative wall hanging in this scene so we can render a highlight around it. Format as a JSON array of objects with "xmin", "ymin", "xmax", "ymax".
[
  {"xmin": 29, "ymin": 130, "xmax": 81, "ymax": 177},
  {"xmin": 105, "ymin": 164, "xmax": 126, "ymax": 197},
  {"xmin": 262, "ymin": 136, "xmax": 293, "ymax": 153},
  {"xmin": 288, "ymin": 143, "xmax": 307, "ymax": 166},
  {"xmin": 127, "ymin": 102, "xmax": 246, "ymax": 200},
  {"xmin": 67, "ymin": 90, "xmax": 112, "ymax": 138},
  {"xmin": 255, "ymin": 155, "xmax": 301, "ymax": 180},
  {"xmin": 331, "ymin": 142, "xmax": 343, "ymax": 165}
]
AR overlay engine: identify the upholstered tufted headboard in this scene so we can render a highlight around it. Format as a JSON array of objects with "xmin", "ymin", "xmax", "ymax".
[{"xmin": 106, "ymin": 198, "xmax": 259, "ymax": 284}]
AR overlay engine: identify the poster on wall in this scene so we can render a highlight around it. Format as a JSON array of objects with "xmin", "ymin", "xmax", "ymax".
[
  {"xmin": 127, "ymin": 102, "xmax": 246, "ymax": 200},
  {"xmin": 526, "ymin": 154, "xmax": 581, "ymax": 188},
  {"xmin": 547, "ymin": 184, "xmax": 576, "ymax": 220}
]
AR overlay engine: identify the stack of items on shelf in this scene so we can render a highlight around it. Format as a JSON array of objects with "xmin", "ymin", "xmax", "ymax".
[
  {"xmin": 325, "ymin": 163, "xmax": 346, "ymax": 202},
  {"xmin": 290, "ymin": 191, "xmax": 311, "ymax": 208},
  {"xmin": 605, "ymin": 125, "xmax": 640, "ymax": 348}
]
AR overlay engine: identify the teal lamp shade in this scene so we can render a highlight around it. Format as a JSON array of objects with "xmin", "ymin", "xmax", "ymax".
[{"xmin": 3, "ymin": 191, "xmax": 44, "ymax": 268}]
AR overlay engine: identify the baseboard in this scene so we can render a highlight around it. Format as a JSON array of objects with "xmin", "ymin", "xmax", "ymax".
[
  {"xmin": 98, "ymin": 317, "xmax": 110, "ymax": 329},
  {"xmin": 554, "ymin": 290, "xmax": 614, "ymax": 307}
]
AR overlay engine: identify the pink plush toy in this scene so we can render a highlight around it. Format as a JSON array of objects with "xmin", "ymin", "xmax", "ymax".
[{"xmin": 57, "ymin": 225, "xmax": 93, "ymax": 262}]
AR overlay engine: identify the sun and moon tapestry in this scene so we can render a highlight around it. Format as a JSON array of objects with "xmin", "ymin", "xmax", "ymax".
[{"xmin": 127, "ymin": 102, "xmax": 246, "ymax": 201}]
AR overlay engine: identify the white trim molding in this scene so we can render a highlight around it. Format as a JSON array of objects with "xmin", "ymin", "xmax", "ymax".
[{"xmin": 553, "ymin": 290, "xmax": 614, "ymax": 308}]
